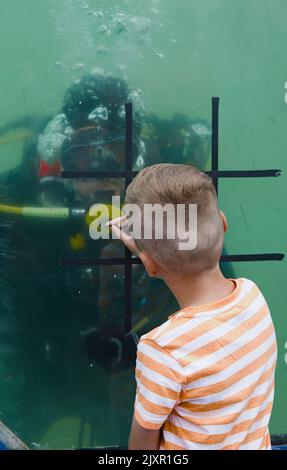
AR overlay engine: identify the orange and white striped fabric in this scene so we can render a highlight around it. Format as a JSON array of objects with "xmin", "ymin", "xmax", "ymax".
[{"xmin": 134, "ymin": 278, "xmax": 277, "ymax": 450}]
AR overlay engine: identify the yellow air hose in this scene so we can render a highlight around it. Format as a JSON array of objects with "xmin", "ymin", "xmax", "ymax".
[
  {"xmin": 0, "ymin": 203, "xmax": 121, "ymax": 220},
  {"xmin": 0, "ymin": 129, "xmax": 33, "ymax": 146},
  {"xmin": 0, "ymin": 204, "xmax": 70, "ymax": 218}
]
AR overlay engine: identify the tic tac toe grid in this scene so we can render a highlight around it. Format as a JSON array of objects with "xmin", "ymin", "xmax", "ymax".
[{"xmin": 60, "ymin": 98, "xmax": 284, "ymax": 334}]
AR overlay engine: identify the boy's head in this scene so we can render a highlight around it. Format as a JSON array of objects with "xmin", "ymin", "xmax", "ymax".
[{"xmin": 124, "ymin": 163, "xmax": 227, "ymax": 277}]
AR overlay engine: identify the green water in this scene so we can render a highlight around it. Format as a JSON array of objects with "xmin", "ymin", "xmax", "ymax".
[{"xmin": 0, "ymin": 0, "xmax": 286, "ymax": 449}]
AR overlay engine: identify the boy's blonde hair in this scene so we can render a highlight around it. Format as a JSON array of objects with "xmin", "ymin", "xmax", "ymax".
[{"xmin": 125, "ymin": 163, "xmax": 224, "ymax": 274}]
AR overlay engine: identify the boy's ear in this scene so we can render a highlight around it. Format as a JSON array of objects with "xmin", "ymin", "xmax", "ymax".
[
  {"xmin": 220, "ymin": 210, "xmax": 228, "ymax": 233},
  {"xmin": 138, "ymin": 251, "xmax": 159, "ymax": 278}
]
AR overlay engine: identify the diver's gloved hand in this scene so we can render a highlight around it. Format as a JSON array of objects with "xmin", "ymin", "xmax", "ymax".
[{"xmin": 80, "ymin": 327, "xmax": 138, "ymax": 372}]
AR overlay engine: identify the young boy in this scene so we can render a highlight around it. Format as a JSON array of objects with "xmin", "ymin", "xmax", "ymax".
[{"xmin": 109, "ymin": 163, "xmax": 277, "ymax": 450}]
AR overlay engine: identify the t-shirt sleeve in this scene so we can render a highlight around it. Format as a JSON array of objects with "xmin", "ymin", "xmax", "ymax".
[{"xmin": 134, "ymin": 338, "xmax": 186, "ymax": 430}]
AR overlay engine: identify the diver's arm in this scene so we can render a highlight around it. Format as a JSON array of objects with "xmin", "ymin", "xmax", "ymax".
[{"xmin": 128, "ymin": 415, "xmax": 161, "ymax": 450}]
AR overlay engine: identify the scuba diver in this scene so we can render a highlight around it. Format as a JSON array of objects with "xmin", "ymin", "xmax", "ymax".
[
  {"xmin": 0, "ymin": 71, "xmax": 234, "ymax": 446},
  {"xmin": 34, "ymin": 73, "xmax": 218, "ymax": 368}
]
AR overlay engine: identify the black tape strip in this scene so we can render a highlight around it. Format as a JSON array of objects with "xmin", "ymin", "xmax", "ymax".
[
  {"xmin": 220, "ymin": 253, "xmax": 284, "ymax": 262},
  {"xmin": 61, "ymin": 170, "xmax": 137, "ymax": 179},
  {"xmin": 211, "ymin": 97, "xmax": 219, "ymax": 194},
  {"xmin": 125, "ymin": 102, "xmax": 133, "ymax": 174},
  {"xmin": 59, "ymin": 253, "xmax": 284, "ymax": 267},
  {"xmin": 124, "ymin": 102, "xmax": 133, "ymax": 333},
  {"xmin": 59, "ymin": 258, "xmax": 126, "ymax": 266},
  {"xmin": 206, "ymin": 169, "xmax": 281, "ymax": 178},
  {"xmin": 62, "ymin": 169, "xmax": 281, "ymax": 179}
]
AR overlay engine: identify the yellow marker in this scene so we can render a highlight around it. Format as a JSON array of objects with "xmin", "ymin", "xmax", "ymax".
[{"xmin": 85, "ymin": 204, "xmax": 121, "ymax": 227}]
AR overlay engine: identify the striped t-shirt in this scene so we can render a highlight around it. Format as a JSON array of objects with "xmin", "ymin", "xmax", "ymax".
[{"xmin": 134, "ymin": 277, "xmax": 277, "ymax": 450}]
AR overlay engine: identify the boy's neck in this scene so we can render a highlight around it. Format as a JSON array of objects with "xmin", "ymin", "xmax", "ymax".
[{"xmin": 164, "ymin": 265, "xmax": 236, "ymax": 310}]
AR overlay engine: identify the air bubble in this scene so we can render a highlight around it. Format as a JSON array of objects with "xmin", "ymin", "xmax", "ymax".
[
  {"xmin": 91, "ymin": 67, "xmax": 105, "ymax": 76},
  {"xmin": 96, "ymin": 45, "xmax": 109, "ymax": 54},
  {"xmin": 153, "ymin": 50, "xmax": 164, "ymax": 59},
  {"xmin": 97, "ymin": 24, "xmax": 110, "ymax": 35},
  {"xmin": 112, "ymin": 13, "xmax": 151, "ymax": 35},
  {"xmin": 54, "ymin": 61, "xmax": 65, "ymax": 69},
  {"xmin": 88, "ymin": 10, "xmax": 104, "ymax": 18},
  {"xmin": 74, "ymin": 62, "xmax": 85, "ymax": 69}
]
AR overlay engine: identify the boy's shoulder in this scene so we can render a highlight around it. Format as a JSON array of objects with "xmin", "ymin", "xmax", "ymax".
[
  {"xmin": 138, "ymin": 316, "xmax": 181, "ymax": 358},
  {"xmin": 235, "ymin": 277, "xmax": 266, "ymax": 301},
  {"xmin": 139, "ymin": 277, "xmax": 266, "ymax": 346},
  {"xmin": 140, "ymin": 317, "xmax": 172, "ymax": 344}
]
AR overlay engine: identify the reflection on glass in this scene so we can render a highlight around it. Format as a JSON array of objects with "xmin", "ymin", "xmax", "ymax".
[
  {"xmin": 0, "ymin": 1, "xmax": 226, "ymax": 451},
  {"xmin": 132, "ymin": 264, "xmax": 178, "ymax": 335}
]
